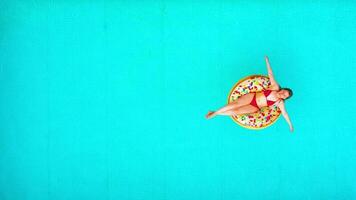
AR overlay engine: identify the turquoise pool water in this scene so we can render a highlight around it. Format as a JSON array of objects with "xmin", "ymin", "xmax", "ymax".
[{"xmin": 1, "ymin": 1, "xmax": 356, "ymax": 199}]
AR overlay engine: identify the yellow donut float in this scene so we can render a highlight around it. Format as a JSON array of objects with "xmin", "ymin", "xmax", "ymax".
[{"xmin": 227, "ymin": 75, "xmax": 281, "ymax": 129}]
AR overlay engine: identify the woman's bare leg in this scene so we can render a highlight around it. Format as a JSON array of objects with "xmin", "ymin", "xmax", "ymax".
[
  {"xmin": 206, "ymin": 105, "xmax": 259, "ymax": 119},
  {"xmin": 206, "ymin": 93, "xmax": 255, "ymax": 119},
  {"xmin": 233, "ymin": 105, "xmax": 259, "ymax": 115},
  {"xmin": 206, "ymin": 103, "xmax": 241, "ymax": 119}
]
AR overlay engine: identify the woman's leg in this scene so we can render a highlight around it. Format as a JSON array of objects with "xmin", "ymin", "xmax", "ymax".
[
  {"xmin": 232, "ymin": 105, "xmax": 259, "ymax": 115},
  {"xmin": 206, "ymin": 93, "xmax": 255, "ymax": 119},
  {"xmin": 206, "ymin": 105, "xmax": 259, "ymax": 119}
]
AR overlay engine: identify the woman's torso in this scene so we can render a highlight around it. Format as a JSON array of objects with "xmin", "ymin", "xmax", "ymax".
[{"xmin": 253, "ymin": 90, "xmax": 279, "ymax": 108}]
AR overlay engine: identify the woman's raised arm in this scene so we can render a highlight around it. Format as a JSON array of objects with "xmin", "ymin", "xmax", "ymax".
[{"xmin": 265, "ymin": 56, "xmax": 280, "ymax": 90}]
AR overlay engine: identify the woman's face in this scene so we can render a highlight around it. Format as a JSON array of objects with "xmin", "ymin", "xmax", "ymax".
[{"xmin": 278, "ymin": 90, "xmax": 290, "ymax": 99}]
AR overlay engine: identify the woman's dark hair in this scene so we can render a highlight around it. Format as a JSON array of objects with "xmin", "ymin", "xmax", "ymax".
[{"xmin": 280, "ymin": 87, "xmax": 293, "ymax": 99}]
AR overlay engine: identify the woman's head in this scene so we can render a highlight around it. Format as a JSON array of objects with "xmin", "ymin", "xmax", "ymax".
[{"xmin": 277, "ymin": 88, "xmax": 293, "ymax": 100}]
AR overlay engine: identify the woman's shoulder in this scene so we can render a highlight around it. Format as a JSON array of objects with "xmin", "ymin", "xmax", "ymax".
[
  {"xmin": 269, "ymin": 84, "xmax": 280, "ymax": 91},
  {"xmin": 276, "ymin": 99, "xmax": 284, "ymax": 106}
]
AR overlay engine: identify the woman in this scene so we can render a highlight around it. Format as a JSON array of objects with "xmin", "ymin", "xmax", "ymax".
[{"xmin": 206, "ymin": 56, "xmax": 294, "ymax": 132}]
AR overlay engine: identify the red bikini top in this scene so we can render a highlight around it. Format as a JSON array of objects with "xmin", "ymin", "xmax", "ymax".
[{"xmin": 263, "ymin": 90, "xmax": 277, "ymax": 106}]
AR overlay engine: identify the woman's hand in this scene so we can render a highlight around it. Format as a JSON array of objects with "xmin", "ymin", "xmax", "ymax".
[
  {"xmin": 290, "ymin": 126, "xmax": 294, "ymax": 133},
  {"xmin": 265, "ymin": 55, "xmax": 269, "ymax": 62}
]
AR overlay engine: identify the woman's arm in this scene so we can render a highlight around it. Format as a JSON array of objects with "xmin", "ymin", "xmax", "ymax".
[
  {"xmin": 277, "ymin": 101, "xmax": 294, "ymax": 132},
  {"xmin": 265, "ymin": 56, "xmax": 280, "ymax": 90}
]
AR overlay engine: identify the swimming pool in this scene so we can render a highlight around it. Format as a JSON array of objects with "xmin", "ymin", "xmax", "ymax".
[{"xmin": 1, "ymin": 1, "xmax": 356, "ymax": 199}]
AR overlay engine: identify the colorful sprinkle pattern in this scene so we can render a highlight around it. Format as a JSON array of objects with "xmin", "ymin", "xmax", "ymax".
[{"xmin": 227, "ymin": 75, "xmax": 281, "ymax": 129}]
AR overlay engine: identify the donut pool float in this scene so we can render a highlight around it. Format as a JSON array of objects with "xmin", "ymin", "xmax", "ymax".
[{"xmin": 227, "ymin": 75, "xmax": 281, "ymax": 129}]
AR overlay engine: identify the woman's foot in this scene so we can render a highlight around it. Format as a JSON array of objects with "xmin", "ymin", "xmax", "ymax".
[{"xmin": 205, "ymin": 111, "xmax": 215, "ymax": 119}]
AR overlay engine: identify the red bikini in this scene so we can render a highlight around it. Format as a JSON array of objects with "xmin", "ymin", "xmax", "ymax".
[{"xmin": 250, "ymin": 90, "xmax": 277, "ymax": 108}]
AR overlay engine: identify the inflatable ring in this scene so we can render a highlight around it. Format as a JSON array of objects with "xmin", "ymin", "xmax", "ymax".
[{"xmin": 227, "ymin": 75, "xmax": 281, "ymax": 129}]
